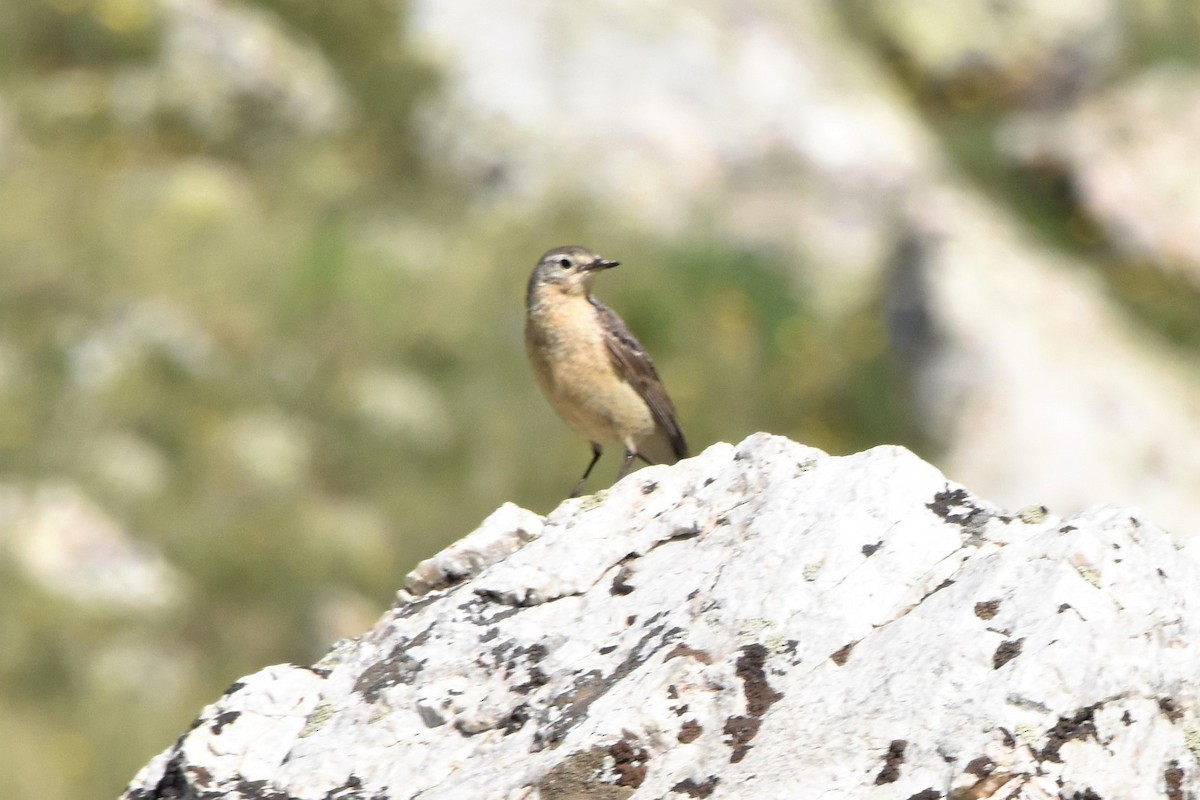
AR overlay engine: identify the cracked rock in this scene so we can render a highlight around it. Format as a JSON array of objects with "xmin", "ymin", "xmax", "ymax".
[{"xmin": 123, "ymin": 434, "xmax": 1200, "ymax": 799}]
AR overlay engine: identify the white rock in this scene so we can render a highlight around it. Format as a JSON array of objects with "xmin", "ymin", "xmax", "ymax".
[
  {"xmin": 403, "ymin": 501, "xmax": 544, "ymax": 598},
  {"xmin": 895, "ymin": 185, "xmax": 1200, "ymax": 539},
  {"xmin": 1000, "ymin": 66, "xmax": 1200, "ymax": 286},
  {"xmin": 122, "ymin": 434, "xmax": 1200, "ymax": 799}
]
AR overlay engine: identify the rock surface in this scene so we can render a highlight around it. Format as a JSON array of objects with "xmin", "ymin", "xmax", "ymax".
[
  {"xmin": 124, "ymin": 434, "xmax": 1200, "ymax": 799},
  {"xmin": 892, "ymin": 185, "xmax": 1200, "ymax": 540},
  {"xmin": 1001, "ymin": 65, "xmax": 1200, "ymax": 285}
]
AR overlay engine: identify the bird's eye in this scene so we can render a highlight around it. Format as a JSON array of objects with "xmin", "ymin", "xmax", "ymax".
[{"xmin": 557, "ymin": 258, "xmax": 571, "ymax": 269}]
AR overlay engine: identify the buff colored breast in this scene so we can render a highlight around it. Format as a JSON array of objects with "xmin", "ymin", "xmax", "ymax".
[{"xmin": 525, "ymin": 292, "xmax": 660, "ymax": 452}]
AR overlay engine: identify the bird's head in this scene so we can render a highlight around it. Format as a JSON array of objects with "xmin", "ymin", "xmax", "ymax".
[{"xmin": 527, "ymin": 245, "xmax": 619, "ymax": 303}]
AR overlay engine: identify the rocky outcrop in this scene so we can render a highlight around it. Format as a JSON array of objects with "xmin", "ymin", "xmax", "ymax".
[{"xmin": 124, "ymin": 434, "xmax": 1200, "ymax": 799}]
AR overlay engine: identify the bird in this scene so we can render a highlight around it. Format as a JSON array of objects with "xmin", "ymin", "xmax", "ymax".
[{"xmin": 525, "ymin": 245, "xmax": 688, "ymax": 497}]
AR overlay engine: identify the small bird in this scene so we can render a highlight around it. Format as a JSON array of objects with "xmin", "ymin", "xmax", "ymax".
[{"xmin": 525, "ymin": 245, "xmax": 688, "ymax": 497}]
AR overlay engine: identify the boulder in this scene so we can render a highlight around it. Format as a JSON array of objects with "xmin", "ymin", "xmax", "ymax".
[{"xmin": 123, "ymin": 434, "xmax": 1200, "ymax": 798}]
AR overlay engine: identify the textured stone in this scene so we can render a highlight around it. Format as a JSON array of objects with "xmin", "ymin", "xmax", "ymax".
[{"xmin": 124, "ymin": 434, "xmax": 1200, "ymax": 799}]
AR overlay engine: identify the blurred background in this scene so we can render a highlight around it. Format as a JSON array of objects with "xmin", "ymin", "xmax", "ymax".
[{"xmin": 0, "ymin": 0, "xmax": 1198, "ymax": 796}]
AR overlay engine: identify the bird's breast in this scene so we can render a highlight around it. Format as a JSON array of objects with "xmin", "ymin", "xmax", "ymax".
[{"xmin": 525, "ymin": 295, "xmax": 657, "ymax": 445}]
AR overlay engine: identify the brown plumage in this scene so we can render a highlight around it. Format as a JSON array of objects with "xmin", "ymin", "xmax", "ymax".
[{"xmin": 525, "ymin": 245, "xmax": 688, "ymax": 497}]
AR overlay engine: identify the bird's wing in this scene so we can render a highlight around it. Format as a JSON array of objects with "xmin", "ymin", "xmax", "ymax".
[{"xmin": 592, "ymin": 298, "xmax": 689, "ymax": 461}]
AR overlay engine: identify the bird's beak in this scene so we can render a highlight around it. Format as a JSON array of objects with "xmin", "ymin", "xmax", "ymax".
[{"xmin": 582, "ymin": 258, "xmax": 619, "ymax": 271}]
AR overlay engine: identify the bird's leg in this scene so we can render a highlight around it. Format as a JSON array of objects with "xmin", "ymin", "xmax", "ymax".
[
  {"xmin": 571, "ymin": 443, "xmax": 603, "ymax": 498},
  {"xmin": 616, "ymin": 448, "xmax": 638, "ymax": 480}
]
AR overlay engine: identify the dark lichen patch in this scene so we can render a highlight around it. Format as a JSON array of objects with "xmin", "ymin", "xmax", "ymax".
[
  {"xmin": 953, "ymin": 772, "xmax": 1018, "ymax": 800},
  {"xmin": 924, "ymin": 577, "xmax": 955, "ymax": 599},
  {"xmin": 391, "ymin": 591, "xmax": 442, "ymax": 617},
  {"xmin": 609, "ymin": 739, "xmax": 649, "ymax": 788},
  {"xmin": 1066, "ymin": 790, "xmax": 1102, "ymax": 800},
  {"xmin": 974, "ymin": 600, "xmax": 1001, "ymax": 620},
  {"xmin": 223, "ymin": 680, "xmax": 247, "ymax": 696},
  {"xmin": 641, "ymin": 481, "xmax": 658, "ymax": 495},
  {"xmin": 830, "ymin": 641, "xmax": 855, "ymax": 665},
  {"xmin": 501, "ymin": 704, "xmax": 530, "ymax": 735},
  {"xmin": 1060, "ymin": 525, "xmax": 1077, "ymax": 533},
  {"xmin": 494, "ymin": 640, "xmax": 548, "ymax": 692},
  {"xmin": 715, "ymin": 645, "xmax": 781, "ymax": 762},
  {"xmin": 1159, "ymin": 697, "xmax": 1183, "ymax": 722},
  {"xmin": 964, "ymin": 756, "xmax": 993, "ymax": 777},
  {"xmin": 1165, "ymin": 760, "xmax": 1184, "ymax": 800},
  {"xmin": 470, "ymin": 589, "xmax": 535, "ymax": 613},
  {"xmin": 722, "ymin": 715, "xmax": 761, "ymax": 763},
  {"xmin": 210, "ymin": 710, "xmax": 241, "ymax": 735},
  {"xmin": 185, "ymin": 765, "xmax": 213, "ymax": 790},
  {"xmin": 875, "ymin": 739, "xmax": 908, "ymax": 785},
  {"xmin": 533, "ymin": 623, "xmax": 681, "ymax": 751},
  {"xmin": 539, "ymin": 746, "xmax": 632, "ymax": 800},
  {"xmin": 513, "ymin": 666, "xmax": 550, "ymax": 694},
  {"xmin": 149, "ymin": 752, "xmax": 190, "ymax": 799},
  {"xmin": 235, "ymin": 777, "xmax": 298, "ymax": 796},
  {"xmin": 599, "ymin": 645, "xmax": 617, "ymax": 655},
  {"xmin": 926, "ymin": 486, "xmax": 991, "ymax": 529},
  {"xmin": 862, "ymin": 541, "xmax": 883, "ymax": 557},
  {"xmin": 992, "ymin": 638, "xmax": 1024, "ymax": 670},
  {"xmin": 610, "ymin": 565, "xmax": 636, "ymax": 595},
  {"xmin": 678, "ymin": 719, "xmax": 702, "ymax": 743},
  {"xmin": 736, "ymin": 644, "xmax": 782, "ymax": 716},
  {"xmin": 1038, "ymin": 704, "xmax": 1100, "ymax": 762},
  {"xmin": 905, "ymin": 790, "xmax": 941, "ymax": 800},
  {"xmin": 1120, "ymin": 710, "xmax": 1132, "ymax": 725},
  {"xmin": 672, "ymin": 776, "xmax": 720, "ymax": 797},
  {"xmin": 667, "ymin": 525, "xmax": 701, "ymax": 542},
  {"xmin": 664, "ymin": 643, "xmax": 713, "ymax": 664},
  {"xmin": 325, "ymin": 775, "xmax": 363, "ymax": 798},
  {"xmin": 354, "ymin": 630, "xmax": 432, "ymax": 702}
]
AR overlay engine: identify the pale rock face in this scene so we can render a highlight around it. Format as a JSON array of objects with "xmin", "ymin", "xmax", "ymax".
[
  {"xmin": 124, "ymin": 434, "xmax": 1200, "ymax": 799},
  {"xmin": 865, "ymin": 0, "xmax": 1122, "ymax": 101},
  {"xmin": 1001, "ymin": 66, "xmax": 1200, "ymax": 287},
  {"xmin": 893, "ymin": 185, "xmax": 1200, "ymax": 539}
]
